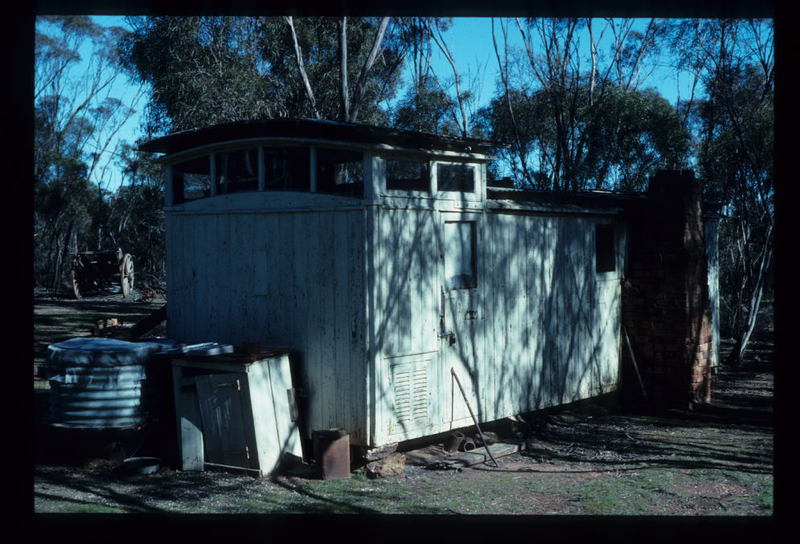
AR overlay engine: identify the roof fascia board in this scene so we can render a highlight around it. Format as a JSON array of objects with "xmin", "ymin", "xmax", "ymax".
[
  {"xmin": 154, "ymin": 137, "xmax": 494, "ymax": 165},
  {"xmin": 486, "ymin": 199, "xmax": 623, "ymax": 216}
]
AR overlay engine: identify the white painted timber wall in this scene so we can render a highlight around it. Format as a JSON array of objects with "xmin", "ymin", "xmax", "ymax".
[
  {"xmin": 166, "ymin": 191, "xmax": 368, "ymax": 444},
  {"xmin": 484, "ymin": 211, "xmax": 623, "ymax": 422},
  {"xmin": 368, "ymin": 201, "xmax": 626, "ymax": 446},
  {"xmin": 369, "ymin": 204, "xmax": 441, "ymax": 444},
  {"xmin": 165, "ymin": 174, "xmax": 626, "ymax": 449}
]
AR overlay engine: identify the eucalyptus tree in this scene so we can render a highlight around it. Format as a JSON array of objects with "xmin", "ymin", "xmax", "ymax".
[
  {"xmin": 475, "ymin": 82, "xmax": 689, "ymax": 190},
  {"xmin": 486, "ymin": 17, "xmax": 674, "ymax": 190},
  {"xmin": 392, "ymin": 74, "xmax": 462, "ymax": 136},
  {"xmin": 35, "ymin": 16, "xmax": 141, "ymax": 290},
  {"xmin": 106, "ymin": 143, "xmax": 166, "ymax": 285},
  {"xmin": 119, "ymin": 17, "xmax": 274, "ymax": 134},
  {"xmin": 120, "ymin": 16, "xmax": 414, "ymax": 133},
  {"xmin": 671, "ymin": 19, "xmax": 774, "ymax": 365}
]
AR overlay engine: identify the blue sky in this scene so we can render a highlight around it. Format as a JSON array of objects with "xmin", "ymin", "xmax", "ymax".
[{"xmin": 46, "ymin": 16, "xmax": 700, "ymax": 192}]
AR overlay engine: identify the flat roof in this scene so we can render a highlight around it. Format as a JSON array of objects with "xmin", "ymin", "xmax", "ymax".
[
  {"xmin": 139, "ymin": 118, "xmax": 504, "ymax": 156},
  {"xmin": 487, "ymin": 187, "xmax": 724, "ymax": 215}
]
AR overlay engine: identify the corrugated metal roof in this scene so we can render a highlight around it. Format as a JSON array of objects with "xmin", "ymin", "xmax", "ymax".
[{"xmin": 487, "ymin": 186, "xmax": 724, "ymax": 213}]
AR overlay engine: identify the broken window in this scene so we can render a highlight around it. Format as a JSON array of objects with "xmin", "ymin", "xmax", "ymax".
[
  {"xmin": 596, "ymin": 224, "xmax": 616, "ymax": 273},
  {"xmin": 437, "ymin": 163, "xmax": 475, "ymax": 193},
  {"xmin": 216, "ymin": 148, "xmax": 259, "ymax": 194},
  {"xmin": 173, "ymin": 155, "xmax": 212, "ymax": 203},
  {"xmin": 316, "ymin": 148, "xmax": 364, "ymax": 197},
  {"xmin": 385, "ymin": 158, "xmax": 429, "ymax": 192},
  {"xmin": 444, "ymin": 221, "xmax": 477, "ymax": 290},
  {"xmin": 263, "ymin": 147, "xmax": 310, "ymax": 191}
]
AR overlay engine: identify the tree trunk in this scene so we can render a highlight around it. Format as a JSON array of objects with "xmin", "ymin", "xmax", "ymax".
[
  {"xmin": 349, "ymin": 17, "xmax": 390, "ymax": 123},
  {"xmin": 285, "ymin": 16, "xmax": 321, "ymax": 119},
  {"xmin": 491, "ymin": 18, "xmax": 535, "ymax": 187},
  {"xmin": 339, "ymin": 17, "xmax": 350, "ymax": 122},
  {"xmin": 429, "ymin": 24, "xmax": 468, "ymax": 138},
  {"xmin": 724, "ymin": 224, "xmax": 772, "ymax": 366}
]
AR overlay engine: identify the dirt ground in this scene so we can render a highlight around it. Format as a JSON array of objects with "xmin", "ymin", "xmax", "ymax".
[{"xmin": 32, "ymin": 291, "xmax": 773, "ymax": 515}]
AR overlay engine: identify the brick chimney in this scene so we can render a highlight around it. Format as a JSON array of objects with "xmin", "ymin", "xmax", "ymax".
[{"xmin": 621, "ymin": 170, "xmax": 713, "ymax": 410}]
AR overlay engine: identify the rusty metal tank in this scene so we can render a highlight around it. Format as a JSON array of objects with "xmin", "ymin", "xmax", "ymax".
[{"xmin": 312, "ymin": 429, "xmax": 350, "ymax": 480}]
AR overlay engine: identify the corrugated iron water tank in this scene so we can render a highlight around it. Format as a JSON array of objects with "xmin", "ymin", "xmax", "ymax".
[{"xmin": 47, "ymin": 338, "xmax": 163, "ymax": 428}]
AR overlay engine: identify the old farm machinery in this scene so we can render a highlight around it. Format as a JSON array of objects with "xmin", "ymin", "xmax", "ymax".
[{"xmin": 70, "ymin": 249, "xmax": 135, "ymax": 299}]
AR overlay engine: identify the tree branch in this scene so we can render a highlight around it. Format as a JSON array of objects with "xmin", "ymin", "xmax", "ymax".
[
  {"xmin": 491, "ymin": 18, "xmax": 535, "ymax": 187},
  {"xmin": 339, "ymin": 17, "xmax": 350, "ymax": 121},
  {"xmin": 350, "ymin": 17, "xmax": 390, "ymax": 122},
  {"xmin": 429, "ymin": 23, "xmax": 468, "ymax": 137},
  {"xmin": 285, "ymin": 16, "xmax": 320, "ymax": 119}
]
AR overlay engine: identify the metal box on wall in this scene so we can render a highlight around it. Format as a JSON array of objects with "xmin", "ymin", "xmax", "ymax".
[{"xmin": 171, "ymin": 350, "xmax": 302, "ymax": 476}]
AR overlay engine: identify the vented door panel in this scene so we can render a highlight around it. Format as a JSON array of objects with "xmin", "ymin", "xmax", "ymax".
[{"xmin": 390, "ymin": 359, "xmax": 431, "ymax": 433}]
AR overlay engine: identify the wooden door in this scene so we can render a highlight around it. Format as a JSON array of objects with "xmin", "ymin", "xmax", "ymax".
[
  {"xmin": 438, "ymin": 213, "xmax": 484, "ymax": 427},
  {"xmin": 196, "ymin": 373, "xmax": 259, "ymax": 470}
]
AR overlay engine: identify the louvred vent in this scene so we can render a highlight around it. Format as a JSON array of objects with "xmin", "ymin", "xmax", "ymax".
[{"xmin": 392, "ymin": 362, "xmax": 428, "ymax": 425}]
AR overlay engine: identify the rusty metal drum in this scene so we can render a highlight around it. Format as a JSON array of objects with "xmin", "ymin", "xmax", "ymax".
[{"xmin": 312, "ymin": 429, "xmax": 350, "ymax": 480}]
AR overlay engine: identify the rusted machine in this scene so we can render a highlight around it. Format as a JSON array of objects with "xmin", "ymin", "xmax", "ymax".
[{"xmin": 70, "ymin": 249, "xmax": 134, "ymax": 299}]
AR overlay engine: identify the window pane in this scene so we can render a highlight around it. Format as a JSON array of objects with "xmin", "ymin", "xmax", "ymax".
[
  {"xmin": 317, "ymin": 148, "xmax": 364, "ymax": 197},
  {"xmin": 444, "ymin": 221, "xmax": 477, "ymax": 290},
  {"xmin": 174, "ymin": 156, "xmax": 211, "ymax": 202},
  {"xmin": 264, "ymin": 147, "xmax": 310, "ymax": 191},
  {"xmin": 596, "ymin": 224, "xmax": 616, "ymax": 273},
  {"xmin": 437, "ymin": 163, "xmax": 475, "ymax": 193},
  {"xmin": 217, "ymin": 149, "xmax": 258, "ymax": 194},
  {"xmin": 386, "ymin": 158, "xmax": 429, "ymax": 192}
]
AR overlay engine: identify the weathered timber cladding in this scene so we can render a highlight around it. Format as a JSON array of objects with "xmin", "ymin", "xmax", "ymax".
[
  {"xmin": 367, "ymin": 204, "xmax": 626, "ymax": 445},
  {"xmin": 166, "ymin": 195, "xmax": 367, "ymax": 443},
  {"xmin": 484, "ymin": 213, "xmax": 621, "ymax": 422}
]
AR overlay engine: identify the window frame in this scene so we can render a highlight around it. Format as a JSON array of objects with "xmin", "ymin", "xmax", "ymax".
[
  {"xmin": 314, "ymin": 146, "xmax": 366, "ymax": 197},
  {"xmin": 171, "ymin": 154, "xmax": 214, "ymax": 204},
  {"xmin": 381, "ymin": 155, "xmax": 432, "ymax": 196},
  {"xmin": 595, "ymin": 223, "xmax": 617, "ymax": 275},
  {"xmin": 433, "ymin": 160, "xmax": 482, "ymax": 201},
  {"xmin": 214, "ymin": 147, "xmax": 261, "ymax": 195},
  {"xmin": 443, "ymin": 219, "xmax": 478, "ymax": 291}
]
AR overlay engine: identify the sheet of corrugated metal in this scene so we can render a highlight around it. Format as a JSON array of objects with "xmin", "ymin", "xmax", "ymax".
[{"xmin": 46, "ymin": 338, "xmax": 161, "ymax": 429}]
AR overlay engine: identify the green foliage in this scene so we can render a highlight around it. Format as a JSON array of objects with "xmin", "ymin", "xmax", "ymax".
[
  {"xmin": 119, "ymin": 17, "xmax": 273, "ymax": 134},
  {"xmin": 692, "ymin": 62, "xmax": 774, "ymax": 346},
  {"xmin": 119, "ymin": 16, "xmax": 408, "ymax": 134},
  {"xmin": 392, "ymin": 75, "xmax": 461, "ymax": 136},
  {"xmin": 107, "ymin": 144, "xmax": 166, "ymax": 284},
  {"xmin": 35, "ymin": 16, "xmax": 143, "ymax": 291},
  {"xmin": 694, "ymin": 64, "xmax": 773, "ymax": 206},
  {"xmin": 476, "ymin": 82, "xmax": 690, "ymax": 191}
]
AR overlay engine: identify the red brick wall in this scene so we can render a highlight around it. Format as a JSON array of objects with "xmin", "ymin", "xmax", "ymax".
[{"xmin": 621, "ymin": 170, "xmax": 712, "ymax": 410}]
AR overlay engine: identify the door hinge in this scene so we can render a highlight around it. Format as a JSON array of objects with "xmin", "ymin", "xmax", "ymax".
[
  {"xmin": 218, "ymin": 378, "xmax": 241, "ymax": 391},
  {"xmin": 230, "ymin": 445, "xmax": 251, "ymax": 460}
]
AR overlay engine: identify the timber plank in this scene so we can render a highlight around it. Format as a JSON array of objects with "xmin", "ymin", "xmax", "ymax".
[{"xmin": 424, "ymin": 442, "xmax": 520, "ymax": 469}]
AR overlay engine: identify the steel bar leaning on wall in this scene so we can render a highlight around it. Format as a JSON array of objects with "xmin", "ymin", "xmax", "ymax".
[{"xmin": 450, "ymin": 368, "xmax": 499, "ymax": 467}]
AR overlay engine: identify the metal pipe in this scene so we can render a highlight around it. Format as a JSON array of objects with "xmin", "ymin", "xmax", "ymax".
[
  {"xmin": 461, "ymin": 437, "xmax": 476, "ymax": 451},
  {"xmin": 444, "ymin": 431, "xmax": 465, "ymax": 453},
  {"xmin": 450, "ymin": 368, "xmax": 499, "ymax": 467}
]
